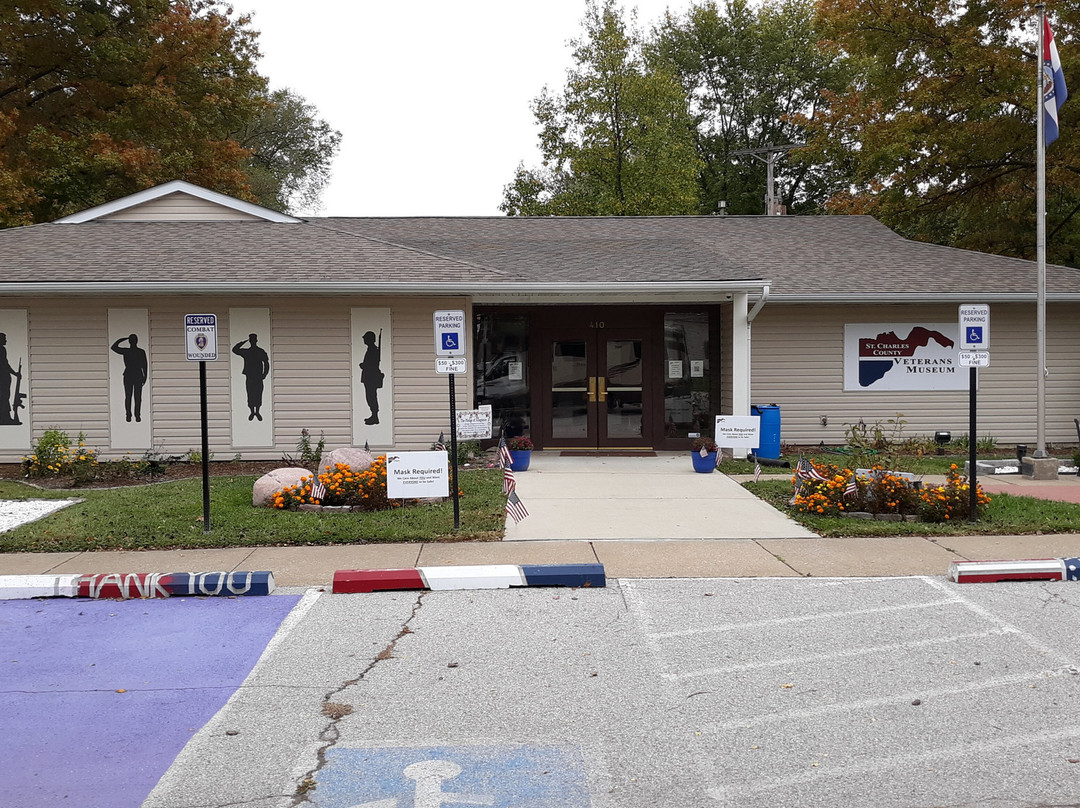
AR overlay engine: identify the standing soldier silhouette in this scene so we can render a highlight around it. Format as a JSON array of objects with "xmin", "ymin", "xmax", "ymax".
[{"xmin": 359, "ymin": 329, "xmax": 382, "ymax": 425}]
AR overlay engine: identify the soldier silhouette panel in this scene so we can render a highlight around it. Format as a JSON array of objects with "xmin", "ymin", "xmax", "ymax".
[
  {"xmin": 0, "ymin": 333, "xmax": 24, "ymax": 425},
  {"xmin": 111, "ymin": 334, "xmax": 148, "ymax": 422},
  {"xmin": 359, "ymin": 329, "xmax": 383, "ymax": 425},
  {"xmin": 232, "ymin": 333, "xmax": 270, "ymax": 421}
]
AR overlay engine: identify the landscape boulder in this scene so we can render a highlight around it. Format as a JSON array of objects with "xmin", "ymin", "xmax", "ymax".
[
  {"xmin": 252, "ymin": 467, "xmax": 316, "ymax": 507},
  {"xmin": 320, "ymin": 447, "xmax": 375, "ymax": 476}
]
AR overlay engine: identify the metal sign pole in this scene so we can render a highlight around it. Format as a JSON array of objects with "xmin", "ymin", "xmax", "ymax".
[
  {"xmin": 200, "ymin": 359, "xmax": 211, "ymax": 532},
  {"xmin": 969, "ymin": 366, "xmax": 977, "ymax": 523},
  {"xmin": 448, "ymin": 373, "xmax": 460, "ymax": 530}
]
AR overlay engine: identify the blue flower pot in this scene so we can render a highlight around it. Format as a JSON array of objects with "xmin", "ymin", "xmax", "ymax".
[
  {"xmin": 691, "ymin": 450, "xmax": 717, "ymax": 473},
  {"xmin": 509, "ymin": 449, "xmax": 531, "ymax": 472}
]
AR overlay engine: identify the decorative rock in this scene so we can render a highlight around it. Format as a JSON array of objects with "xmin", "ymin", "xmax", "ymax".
[
  {"xmin": 320, "ymin": 447, "xmax": 375, "ymax": 476},
  {"xmin": 252, "ymin": 467, "xmax": 316, "ymax": 507}
]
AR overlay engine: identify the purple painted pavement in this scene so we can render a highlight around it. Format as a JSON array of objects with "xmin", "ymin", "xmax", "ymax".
[{"xmin": 0, "ymin": 595, "xmax": 300, "ymax": 808}]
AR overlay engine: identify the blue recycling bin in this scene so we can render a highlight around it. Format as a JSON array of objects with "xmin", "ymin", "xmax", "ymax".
[{"xmin": 752, "ymin": 404, "xmax": 781, "ymax": 459}]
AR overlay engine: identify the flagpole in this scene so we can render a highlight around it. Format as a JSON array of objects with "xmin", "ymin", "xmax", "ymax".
[{"xmin": 1035, "ymin": 3, "xmax": 1049, "ymax": 457}]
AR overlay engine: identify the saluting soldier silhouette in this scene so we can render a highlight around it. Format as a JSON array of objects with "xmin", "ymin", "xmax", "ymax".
[
  {"xmin": 0, "ymin": 333, "xmax": 22, "ymax": 425},
  {"xmin": 232, "ymin": 333, "xmax": 270, "ymax": 421},
  {"xmin": 111, "ymin": 333, "xmax": 147, "ymax": 422}
]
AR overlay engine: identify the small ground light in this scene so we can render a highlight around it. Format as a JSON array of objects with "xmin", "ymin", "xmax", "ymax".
[
  {"xmin": 934, "ymin": 431, "xmax": 951, "ymax": 455},
  {"xmin": 1016, "ymin": 444, "xmax": 1028, "ymax": 462}
]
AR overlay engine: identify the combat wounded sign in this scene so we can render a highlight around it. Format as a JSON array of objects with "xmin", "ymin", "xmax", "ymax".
[{"xmin": 843, "ymin": 323, "xmax": 962, "ymax": 391}]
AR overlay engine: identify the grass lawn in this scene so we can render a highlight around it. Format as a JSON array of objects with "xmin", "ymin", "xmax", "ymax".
[{"xmin": 0, "ymin": 468, "xmax": 506, "ymax": 553}]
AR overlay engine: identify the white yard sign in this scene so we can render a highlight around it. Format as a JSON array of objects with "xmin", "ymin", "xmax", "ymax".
[
  {"xmin": 386, "ymin": 451, "xmax": 449, "ymax": 499},
  {"xmin": 715, "ymin": 415, "xmax": 761, "ymax": 448}
]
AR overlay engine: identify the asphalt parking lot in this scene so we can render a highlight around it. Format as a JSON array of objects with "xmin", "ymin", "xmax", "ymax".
[{"xmin": 6, "ymin": 575, "xmax": 1077, "ymax": 808}]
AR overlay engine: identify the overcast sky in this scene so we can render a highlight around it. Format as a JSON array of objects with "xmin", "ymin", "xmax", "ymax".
[{"xmin": 238, "ymin": 0, "xmax": 698, "ymax": 217}]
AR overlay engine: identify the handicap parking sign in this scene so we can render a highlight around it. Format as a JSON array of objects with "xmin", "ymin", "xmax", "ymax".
[{"xmin": 315, "ymin": 745, "xmax": 592, "ymax": 808}]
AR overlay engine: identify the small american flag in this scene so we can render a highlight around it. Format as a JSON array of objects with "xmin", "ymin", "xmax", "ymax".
[
  {"xmin": 497, "ymin": 434, "xmax": 513, "ymax": 470},
  {"xmin": 844, "ymin": 476, "xmax": 858, "ymax": 499},
  {"xmin": 310, "ymin": 478, "xmax": 326, "ymax": 502},
  {"xmin": 506, "ymin": 490, "xmax": 529, "ymax": 523},
  {"xmin": 796, "ymin": 456, "xmax": 828, "ymax": 482},
  {"xmin": 503, "ymin": 466, "xmax": 516, "ymax": 495},
  {"xmin": 754, "ymin": 461, "xmax": 762, "ymax": 482},
  {"xmin": 434, "ymin": 431, "xmax": 446, "ymax": 452}
]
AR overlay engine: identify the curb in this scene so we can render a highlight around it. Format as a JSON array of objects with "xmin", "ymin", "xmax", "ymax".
[
  {"xmin": 0, "ymin": 571, "xmax": 274, "ymax": 600},
  {"xmin": 949, "ymin": 558, "xmax": 1080, "ymax": 583},
  {"xmin": 333, "ymin": 563, "xmax": 607, "ymax": 593}
]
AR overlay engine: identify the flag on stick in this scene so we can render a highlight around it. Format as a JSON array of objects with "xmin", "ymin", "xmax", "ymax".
[
  {"xmin": 506, "ymin": 490, "xmax": 529, "ymax": 523},
  {"xmin": 796, "ymin": 456, "xmax": 827, "ymax": 482},
  {"xmin": 843, "ymin": 476, "xmax": 858, "ymax": 500},
  {"xmin": 497, "ymin": 434, "xmax": 513, "ymax": 470},
  {"xmin": 434, "ymin": 431, "xmax": 446, "ymax": 452},
  {"xmin": 310, "ymin": 478, "xmax": 326, "ymax": 502},
  {"xmin": 1044, "ymin": 16, "xmax": 1069, "ymax": 146},
  {"xmin": 754, "ymin": 460, "xmax": 762, "ymax": 483}
]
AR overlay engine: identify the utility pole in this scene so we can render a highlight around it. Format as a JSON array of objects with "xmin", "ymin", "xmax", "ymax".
[{"xmin": 730, "ymin": 144, "xmax": 804, "ymax": 215}]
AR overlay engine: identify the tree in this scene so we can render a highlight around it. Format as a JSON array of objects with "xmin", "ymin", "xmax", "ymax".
[
  {"xmin": 0, "ymin": 1, "xmax": 338, "ymax": 225},
  {"xmin": 648, "ymin": 0, "xmax": 856, "ymax": 215},
  {"xmin": 501, "ymin": 0, "xmax": 701, "ymax": 216},
  {"xmin": 802, "ymin": 0, "xmax": 1080, "ymax": 265},
  {"xmin": 237, "ymin": 88, "xmax": 342, "ymax": 214}
]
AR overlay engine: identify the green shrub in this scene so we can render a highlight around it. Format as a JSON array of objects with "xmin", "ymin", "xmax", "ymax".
[{"xmin": 23, "ymin": 429, "xmax": 99, "ymax": 482}]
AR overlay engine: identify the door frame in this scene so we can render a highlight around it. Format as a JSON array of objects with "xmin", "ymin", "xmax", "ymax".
[{"xmin": 536, "ymin": 308, "xmax": 660, "ymax": 449}]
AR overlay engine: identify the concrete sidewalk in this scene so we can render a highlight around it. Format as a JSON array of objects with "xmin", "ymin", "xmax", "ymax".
[{"xmin": 1, "ymin": 454, "xmax": 1079, "ymax": 586}]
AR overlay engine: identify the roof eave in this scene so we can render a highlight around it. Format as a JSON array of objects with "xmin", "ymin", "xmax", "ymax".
[
  {"xmin": 0, "ymin": 280, "xmax": 769, "ymax": 300},
  {"xmin": 770, "ymin": 292, "xmax": 1080, "ymax": 304}
]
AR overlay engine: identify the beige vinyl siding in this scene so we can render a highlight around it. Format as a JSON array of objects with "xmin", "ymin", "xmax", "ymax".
[
  {"xmin": 100, "ymin": 193, "xmax": 264, "ymax": 222},
  {"xmin": 6, "ymin": 295, "xmax": 471, "ymax": 462},
  {"xmin": 28, "ymin": 302, "xmax": 111, "ymax": 448},
  {"xmin": 750, "ymin": 302, "xmax": 1080, "ymax": 449}
]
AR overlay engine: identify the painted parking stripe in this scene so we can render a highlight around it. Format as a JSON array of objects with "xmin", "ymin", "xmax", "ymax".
[
  {"xmin": 0, "ymin": 571, "xmax": 274, "ymax": 600},
  {"xmin": 332, "ymin": 563, "xmax": 605, "ymax": 593}
]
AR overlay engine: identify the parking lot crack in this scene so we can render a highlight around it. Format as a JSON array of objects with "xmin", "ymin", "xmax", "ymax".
[{"xmin": 288, "ymin": 591, "xmax": 426, "ymax": 806}]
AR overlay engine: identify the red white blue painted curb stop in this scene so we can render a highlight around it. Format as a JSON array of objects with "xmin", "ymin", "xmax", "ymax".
[
  {"xmin": 949, "ymin": 558, "xmax": 1080, "ymax": 584},
  {"xmin": 333, "ymin": 563, "xmax": 606, "ymax": 593},
  {"xmin": 0, "ymin": 571, "xmax": 274, "ymax": 600}
]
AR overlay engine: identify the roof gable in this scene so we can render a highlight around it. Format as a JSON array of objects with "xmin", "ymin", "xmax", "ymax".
[{"xmin": 55, "ymin": 180, "xmax": 300, "ymax": 224}]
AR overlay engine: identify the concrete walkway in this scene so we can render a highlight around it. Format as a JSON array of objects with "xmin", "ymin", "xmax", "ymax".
[{"xmin": 503, "ymin": 453, "xmax": 817, "ymax": 541}]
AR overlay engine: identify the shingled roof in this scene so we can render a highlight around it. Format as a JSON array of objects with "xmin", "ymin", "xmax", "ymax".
[
  {"xmin": 328, "ymin": 215, "xmax": 1080, "ymax": 301},
  {"xmin": 3, "ymin": 200, "xmax": 1079, "ymax": 301}
]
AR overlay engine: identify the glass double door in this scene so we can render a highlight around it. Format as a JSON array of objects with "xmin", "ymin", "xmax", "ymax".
[{"xmin": 543, "ymin": 327, "xmax": 651, "ymax": 448}]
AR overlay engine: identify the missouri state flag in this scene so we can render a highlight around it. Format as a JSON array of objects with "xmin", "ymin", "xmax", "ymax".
[{"xmin": 1044, "ymin": 16, "xmax": 1068, "ymax": 146}]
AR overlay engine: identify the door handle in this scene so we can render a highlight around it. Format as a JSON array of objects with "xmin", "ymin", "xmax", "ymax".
[
  {"xmin": 598, "ymin": 376, "xmax": 607, "ymax": 402},
  {"xmin": 588, "ymin": 376, "xmax": 596, "ymax": 403}
]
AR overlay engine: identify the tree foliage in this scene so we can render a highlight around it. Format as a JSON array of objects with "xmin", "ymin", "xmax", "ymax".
[
  {"xmin": 0, "ymin": 1, "xmax": 339, "ymax": 225},
  {"xmin": 802, "ymin": 0, "xmax": 1080, "ymax": 264},
  {"xmin": 649, "ymin": 0, "xmax": 855, "ymax": 215},
  {"xmin": 238, "ymin": 88, "xmax": 342, "ymax": 214},
  {"xmin": 501, "ymin": 0, "xmax": 701, "ymax": 216}
]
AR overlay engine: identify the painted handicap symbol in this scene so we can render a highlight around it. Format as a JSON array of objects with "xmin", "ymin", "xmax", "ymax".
[
  {"xmin": 352, "ymin": 759, "xmax": 494, "ymax": 808},
  {"xmin": 322, "ymin": 745, "xmax": 591, "ymax": 808},
  {"xmin": 442, "ymin": 333, "xmax": 459, "ymax": 350}
]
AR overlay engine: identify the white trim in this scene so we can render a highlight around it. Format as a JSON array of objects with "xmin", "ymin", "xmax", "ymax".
[
  {"xmin": 0, "ymin": 280, "xmax": 767, "ymax": 298},
  {"xmin": 55, "ymin": 180, "xmax": 300, "ymax": 223}
]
